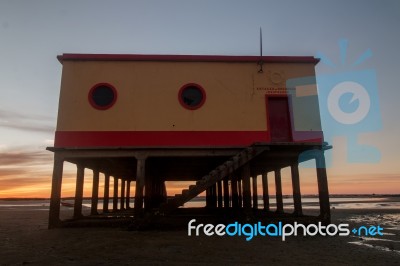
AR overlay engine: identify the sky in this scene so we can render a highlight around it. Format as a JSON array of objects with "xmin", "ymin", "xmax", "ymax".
[{"xmin": 0, "ymin": 0, "xmax": 399, "ymax": 198}]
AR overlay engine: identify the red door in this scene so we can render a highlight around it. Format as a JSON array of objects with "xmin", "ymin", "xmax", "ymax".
[{"xmin": 267, "ymin": 97, "xmax": 292, "ymax": 142}]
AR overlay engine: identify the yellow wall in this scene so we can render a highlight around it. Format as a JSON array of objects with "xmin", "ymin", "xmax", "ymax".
[{"xmin": 57, "ymin": 60, "xmax": 320, "ymax": 132}]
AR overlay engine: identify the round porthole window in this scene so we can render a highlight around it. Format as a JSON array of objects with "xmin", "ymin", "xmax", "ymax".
[
  {"xmin": 88, "ymin": 83, "xmax": 117, "ymax": 110},
  {"xmin": 178, "ymin": 83, "xmax": 206, "ymax": 110}
]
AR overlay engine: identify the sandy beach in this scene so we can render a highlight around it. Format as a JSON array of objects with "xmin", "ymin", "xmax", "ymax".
[{"xmin": 0, "ymin": 199, "xmax": 399, "ymax": 265}]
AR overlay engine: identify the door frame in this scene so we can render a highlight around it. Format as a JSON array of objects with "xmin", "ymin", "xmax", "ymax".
[{"xmin": 265, "ymin": 94, "xmax": 294, "ymax": 142}]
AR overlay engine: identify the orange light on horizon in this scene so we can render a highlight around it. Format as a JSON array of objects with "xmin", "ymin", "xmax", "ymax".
[{"xmin": 0, "ymin": 170, "xmax": 399, "ymax": 199}]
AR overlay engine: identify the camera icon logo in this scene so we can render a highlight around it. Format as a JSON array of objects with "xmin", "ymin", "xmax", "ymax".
[
  {"xmin": 288, "ymin": 39, "xmax": 382, "ymax": 166},
  {"xmin": 328, "ymin": 81, "xmax": 370, "ymax": 125}
]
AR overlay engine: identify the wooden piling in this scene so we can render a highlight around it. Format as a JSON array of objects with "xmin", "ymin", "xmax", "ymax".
[
  {"xmin": 134, "ymin": 158, "xmax": 146, "ymax": 215},
  {"xmin": 231, "ymin": 176, "xmax": 239, "ymax": 209},
  {"xmin": 275, "ymin": 169, "xmax": 283, "ymax": 213},
  {"xmin": 48, "ymin": 154, "xmax": 64, "ymax": 229},
  {"xmin": 73, "ymin": 163, "xmax": 85, "ymax": 218},
  {"xmin": 126, "ymin": 180, "xmax": 130, "ymax": 209},
  {"xmin": 223, "ymin": 178, "xmax": 230, "ymax": 208},
  {"xmin": 261, "ymin": 172, "xmax": 269, "ymax": 211},
  {"xmin": 252, "ymin": 174, "xmax": 258, "ymax": 210},
  {"xmin": 217, "ymin": 180, "xmax": 223, "ymax": 208},
  {"xmin": 120, "ymin": 179, "xmax": 125, "ymax": 210},
  {"xmin": 242, "ymin": 164, "xmax": 252, "ymax": 213},
  {"xmin": 113, "ymin": 177, "xmax": 118, "ymax": 211},
  {"xmin": 291, "ymin": 162, "xmax": 303, "ymax": 215},
  {"xmin": 90, "ymin": 168, "xmax": 99, "ymax": 215},
  {"xmin": 103, "ymin": 174, "xmax": 110, "ymax": 213},
  {"xmin": 316, "ymin": 152, "xmax": 330, "ymax": 222}
]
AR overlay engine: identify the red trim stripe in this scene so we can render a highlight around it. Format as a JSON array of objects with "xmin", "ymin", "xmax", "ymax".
[
  {"xmin": 57, "ymin": 54, "xmax": 320, "ymax": 65},
  {"xmin": 54, "ymin": 131, "xmax": 323, "ymax": 148}
]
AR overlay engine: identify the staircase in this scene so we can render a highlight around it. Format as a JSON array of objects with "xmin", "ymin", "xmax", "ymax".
[{"xmin": 158, "ymin": 145, "xmax": 267, "ymax": 214}]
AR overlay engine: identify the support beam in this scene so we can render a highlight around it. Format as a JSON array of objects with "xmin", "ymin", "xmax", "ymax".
[
  {"xmin": 217, "ymin": 181, "xmax": 223, "ymax": 208},
  {"xmin": 113, "ymin": 177, "xmax": 118, "ymax": 212},
  {"xmin": 316, "ymin": 152, "xmax": 331, "ymax": 222},
  {"xmin": 242, "ymin": 164, "xmax": 252, "ymax": 214},
  {"xmin": 261, "ymin": 173, "xmax": 270, "ymax": 211},
  {"xmin": 144, "ymin": 176, "xmax": 167, "ymax": 209},
  {"xmin": 48, "ymin": 154, "xmax": 64, "ymax": 229},
  {"xmin": 144, "ymin": 175, "xmax": 151, "ymax": 210},
  {"xmin": 252, "ymin": 175, "xmax": 258, "ymax": 210},
  {"xmin": 212, "ymin": 184, "xmax": 217, "ymax": 208},
  {"xmin": 73, "ymin": 163, "xmax": 85, "ymax": 219},
  {"xmin": 238, "ymin": 179, "xmax": 243, "ymax": 208},
  {"xmin": 134, "ymin": 158, "xmax": 146, "ymax": 215},
  {"xmin": 205, "ymin": 187, "xmax": 211, "ymax": 208},
  {"xmin": 223, "ymin": 178, "xmax": 230, "ymax": 208},
  {"xmin": 91, "ymin": 168, "xmax": 100, "ymax": 215},
  {"xmin": 231, "ymin": 176, "xmax": 239, "ymax": 209},
  {"xmin": 120, "ymin": 179, "xmax": 125, "ymax": 210},
  {"xmin": 291, "ymin": 162, "xmax": 303, "ymax": 215},
  {"xmin": 126, "ymin": 180, "xmax": 131, "ymax": 209},
  {"xmin": 275, "ymin": 169, "xmax": 284, "ymax": 213},
  {"xmin": 103, "ymin": 174, "xmax": 110, "ymax": 213}
]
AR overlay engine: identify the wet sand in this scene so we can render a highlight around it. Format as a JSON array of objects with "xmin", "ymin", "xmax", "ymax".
[{"xmin": 0, "ymin": 204, "xmax": 399, "ymax": 265}]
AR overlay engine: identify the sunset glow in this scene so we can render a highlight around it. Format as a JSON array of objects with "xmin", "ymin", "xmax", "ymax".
[{"xmin": 0, "ymin": 1, "xmax": 399, "ymax": 199}]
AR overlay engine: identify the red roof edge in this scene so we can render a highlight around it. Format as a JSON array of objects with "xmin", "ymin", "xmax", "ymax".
[{"xmin": 57, "ymin": 54, "xmax": 320, "ymax": 65}]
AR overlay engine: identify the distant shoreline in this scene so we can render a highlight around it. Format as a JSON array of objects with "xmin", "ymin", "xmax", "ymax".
[{"xmin": 1, "ymin": 194, "xmax": 399, "ymax": 201}]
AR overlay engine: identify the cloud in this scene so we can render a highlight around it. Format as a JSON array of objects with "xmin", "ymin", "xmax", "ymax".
[
  {"xmin": 331, "ymin": 173, "xmax": 400, "ymax": 183},
  {"xmin": 0, "ymin": 149, "xmax": 53, "ymax": 167},
  {"xmin": 0, "ymin": 108, "xmax": 55, "ymax": 133},
  {"xmin": 0, "ymin": 176, "xmax": 50, "ymax": 187},
  {"xmin": 0, "ymin": 145, "xmax": 79, "ymax": 197},
  {"xmin": 0, "ymin": 168, "xmax": 28, "ymax": 177},
  {"xmin": 0, "ymin": 109, "xmax": 54, "ymax": 121}
]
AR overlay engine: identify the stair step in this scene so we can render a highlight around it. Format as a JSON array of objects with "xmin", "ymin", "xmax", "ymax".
[
  {"xmin": 246, "ymin": 147, "xmax": 254, "ymax": 154},
  {"xmin": 217, "ymin": 165, "xmax": 226, "ymax": 171},
  {"xmin": 225, "ymin": 161, "xmax": 233, "ymax": 167},
  {"xmin": 202, "ymin": 175, "xmax": 210, "ymax": 181},
  {"xmin": 189, "ymin": 185, "xmax": 196, "ymax": 190}
]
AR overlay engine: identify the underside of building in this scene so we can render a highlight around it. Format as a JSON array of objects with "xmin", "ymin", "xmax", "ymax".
[{"xmin": 47, "ymin": 143, "xmax": 331, "ymax": 229}]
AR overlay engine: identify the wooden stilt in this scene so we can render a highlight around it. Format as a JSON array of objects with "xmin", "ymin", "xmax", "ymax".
[
  {"xmin": 261, "ymin": 172, "xmax": 270, "ymax": 211},
  {"xmin": 155, "ymin": 179, "xmax": 167, "ymax": 207},
  {"xmin": 275, "ymin": 169, "xmax": 284, "ymax": 213},
  {"xmin": 231, "ymin": 176, "xmax": 239, "ymax": 209},
  {"xmin": 212, "ymin": 184, "xmax": 217, "ymax": 208},
  {"xmin": 316, "ymin": 151, "xmax": 331, "ymax": 222},
  {"xmin": 73, "ymin": 163, "xmax": 85, "ymax": 218},
  {"xmin": 103, "ymin": 174, "xmax": 110, "ymax": 213},
  {"xmin": 242, "ymin": 164, "xmax": 252, "ymax": 213},
  {"xmin": 205, "ymin": 187, "xmax": 211, "ymax": 208},
  {"xmin": 120, "ymin": 179, "xmax": 125, "ymax": 210},
  {"xmin": 252, "ymin": 174, "xmax": 258, "ymax": 210},
  {"xmin": 143, "ymin": 174, "xmax": 151, "ymax": 210},
  {"xmin": 126, "ymin": 180, "xmax": 130, "ymax": 209},
  {"xmin": 48, "ymin": 154, "xmax": 64, "ymax": 229},
  {"xmin": 113, "ymin": 177, "xmax": 118, "ymax": 212},
  {"xmin": 238, "ymin": 179, "xmax": 243, "ymax": 208},
  {"xmin": 217, "ymin": 180, "xmax": 223, "ymax": 208},
  {"xmin": 223, "ymin": 178, "xmax": 230, "ymax": 208},
  {"xmin": 291, "ymin": 162, "xmax": 303, "ymax": 215},
  {"xmin": 134, "ymin": 158, "xmax": 146, "ymax": 216},
  {"xmin": 90, "ymin": 168, "xmax": 99, "ymax": 215}
]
